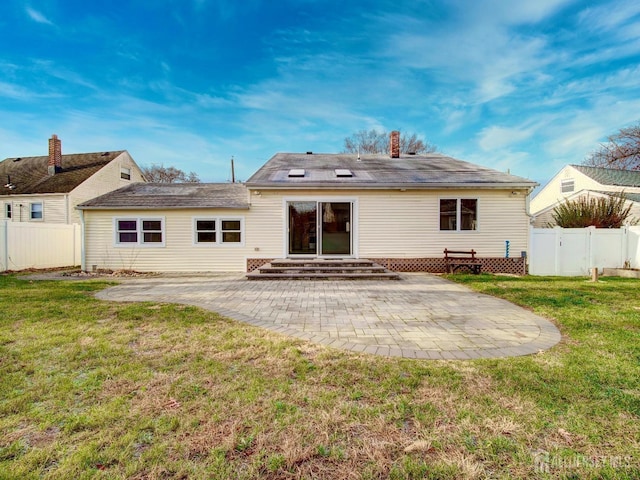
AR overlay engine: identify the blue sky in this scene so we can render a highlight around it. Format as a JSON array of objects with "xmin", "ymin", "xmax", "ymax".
[{"xmin": 1, "ymin": 0, "xmax": 640, "ymax": 187}]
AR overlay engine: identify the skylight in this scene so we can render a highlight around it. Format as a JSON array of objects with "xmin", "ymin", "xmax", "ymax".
[
  {"xmin": 335, "ymin": 169, "xmax": 353, "ymax": 177},
  {"xmin": 288, "ymin": 169, "xmax": 305, "ymax": 177}
]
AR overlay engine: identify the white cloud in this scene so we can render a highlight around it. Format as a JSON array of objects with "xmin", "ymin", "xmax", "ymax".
[
  {"xmin": 477, "ymin": 125, "xmax": 536, "ymax": 152},
  {"xmin": 25, "ymin": 6, "xmax": 53, "ymax": 25}
]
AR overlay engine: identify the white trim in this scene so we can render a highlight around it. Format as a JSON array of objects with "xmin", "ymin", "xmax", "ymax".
[
  {"xmin": 282, "ymin": 196, "xmax": 358, "ymax": 258},
  {"xmin": 438, "ymin": 197, "xmax": 479, "ymax": 233},
  {"xmin": 192, "ymin": 216, "xmax": 245, "ymax": 247},
  {"xmin": 113, "ymin": 216, "xmax": 165, "ymax": 247}
]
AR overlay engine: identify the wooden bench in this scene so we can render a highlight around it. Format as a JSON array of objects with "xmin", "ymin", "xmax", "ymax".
[{"xmin": 444, "ymin": 249, "xmax": 482, "ymax": 274}]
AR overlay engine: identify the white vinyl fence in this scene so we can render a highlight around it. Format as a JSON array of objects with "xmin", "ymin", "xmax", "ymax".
[
  {"xmin": 529, "ymin": 226, "xmax": 640, "ymax": 276},
  {"xmin": 0, "ymin": 221, "xmax": 81, "ymax": 272}
]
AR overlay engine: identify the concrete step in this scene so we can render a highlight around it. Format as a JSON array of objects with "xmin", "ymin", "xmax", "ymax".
[
  {"xmin": 246, "ymin": 272, "xmax": 400, "ymax": 280},
  {"xmin": 270, "ymin": 259, "xmax": 377, "ymax": 268},
  {"xmin": 259, "ymin": 266, "xmax": 388, "ymax": 274},
  {"xmin": 247, "ymin": 259, "xmax": 400, "ymax": 280}
]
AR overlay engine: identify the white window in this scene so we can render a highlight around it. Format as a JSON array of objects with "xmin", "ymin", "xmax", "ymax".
[
  {"xmin": 121, "ymin": 167, "xmax": 131, "ymax": 180},
  {"xmin": 195, "ymin": 219, "xmax": 217, "ymax": 243},
  {"xmin": 4, "ymin": 203, "xmax": 11, "ymax": 219},
  {"xmin": 115, "ymin": 218, "xmax": 164, "ymax": 246},
  {"xmin": 30, "ymin": 202, "xmax": 43, "ymax": 221},
  {"xmin": 194, "ymin": 217, "xmax": 244, "ymax": 245},
  {"xmin": 561, "ymin": 179, "xmax": 574, "ymax": 193},
  {"xmin": 439, "ymin": 199, "xmax": 478, "ymax": 231}
]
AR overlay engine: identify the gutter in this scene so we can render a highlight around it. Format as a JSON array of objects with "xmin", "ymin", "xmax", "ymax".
[
  {"xmin": 76, "ymin": 205, "xmax": 251, "ymax": 211},
  {"xmin": 244, "ymin": 182, "xmax": 539, "ymax": 190}
]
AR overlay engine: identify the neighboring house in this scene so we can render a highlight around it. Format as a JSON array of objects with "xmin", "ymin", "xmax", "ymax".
[
  {"xmin": 0, "ymin": 135, "xmax": 145, "ymax": 225},
  {"xmin": 530, "ymin": 164, "xmax": 640, "ymax": 227},
  {"xmin": 78, "ymin": 131, "xmax": 537, "ymax": 274}
]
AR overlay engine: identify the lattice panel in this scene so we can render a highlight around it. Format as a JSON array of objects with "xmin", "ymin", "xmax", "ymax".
[
  {"xmin": 369, "ymin": 257, "xmax": 526, "ymax": 275},
  {"xmin": 246, "ymin": 258, "xmax": 273, "ymax": 272},
  {"xmin": 246, "ymin": 257, "xmax": 526, "ymax": 275}
]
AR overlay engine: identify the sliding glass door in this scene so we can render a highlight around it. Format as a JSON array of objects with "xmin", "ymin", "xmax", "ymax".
[{"xmin": 287, "ymin": 201, "xmax": 352, "ymax": 256}]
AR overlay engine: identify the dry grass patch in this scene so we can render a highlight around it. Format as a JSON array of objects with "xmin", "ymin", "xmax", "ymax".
[{"xmin": 1, "ymin": 274, "xmax": 639, "ymax": 479}]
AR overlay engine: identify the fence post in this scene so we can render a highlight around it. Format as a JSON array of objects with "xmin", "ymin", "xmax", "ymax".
[
  {"xmin": 621, "ymin": 226, "xmax": 629, "ymax": 268},
  {"xmin": 1, "ymin": 220, "xmax": 7, "ymax": 272},
  {"xmin": 587, "ymin": 226, "xmax": 596, "ymax": 274}
]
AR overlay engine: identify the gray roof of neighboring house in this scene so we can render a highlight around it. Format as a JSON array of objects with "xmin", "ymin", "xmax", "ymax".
[
  {"xmin": 246, "ymin": 152, "xmax": 537, "ymax": 189},
  {"xmin": 592, "ymin": 190, "xmax": 640, "ymax": 203},
  {"xmin": 0, "ymin": 151, "xmax": 124, "ymax": 195},
  {"xmin": 77, "ymin": 182, "xmax": 249, "ymax": 210},
  {"xmin": 572, "ymin": 165, "xmax": 640, "ymax": 187}
]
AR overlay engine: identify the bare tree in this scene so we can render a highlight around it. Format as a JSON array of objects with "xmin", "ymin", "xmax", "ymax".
[
  {"xmin": 342, "ymin": 129, "xmax": 437, "ymax": 155},
  {"xmin": 141, "ymin": 164, "xmax": 201, "ymax": 183},
  {"xmin": 584, "ymin": 123, "xmax": 640, "ymax": 170}
]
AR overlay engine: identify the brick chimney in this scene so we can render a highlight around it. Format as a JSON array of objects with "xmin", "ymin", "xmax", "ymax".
[
  {"xmin": 48, "ymin": 134, "xmax": 62, "ymax": 175},
  {"xmin": 389, "ymin": 130, "xmax": 400, "ymax": 158}
]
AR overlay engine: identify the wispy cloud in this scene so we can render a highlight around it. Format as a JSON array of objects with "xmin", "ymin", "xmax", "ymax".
[{"xmin": 25, "ymin": 6, "xmax": 53, "ymax": 25}]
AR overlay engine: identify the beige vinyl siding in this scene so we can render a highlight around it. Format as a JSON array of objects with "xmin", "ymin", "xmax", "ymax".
[
  {"xmin": 358, "ymin": 189, "xmax": 528, "ymax": 258},
  {"xmin": 0, "ymin": 194, "xmax": 67, "ymax": 223},
  {"xmin": 251, "ymin": 188, "xmax": 530, "ymax": 258},
  {"xmin": 69, "ymin": 152, "xmax": 145, "ymax": 224},
  {"xmin": 244, "ymin": 191, "xmax": 286, "ymax": 258},
  {"xmin": 84, "ymin": 208, "xmax": 254, "ymax": 272},
  {"xmin": 83, "ymin": 188, "xmax": 531, "ymax": 272}
]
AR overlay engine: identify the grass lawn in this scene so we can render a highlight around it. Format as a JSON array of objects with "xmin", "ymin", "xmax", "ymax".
[{"xmin": 0, "ymin": 274, "xmax": 638, "ymax": 479}]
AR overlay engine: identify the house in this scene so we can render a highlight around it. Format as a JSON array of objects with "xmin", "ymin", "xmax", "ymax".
[
  {"xmin": 0, "ymin": 135, "xmax": 145, "ymax": 225},
  {"xmin": 78, "ymin": 131, "xmax": 537, "ymax": 274},
  {"xmin": 530, "ymin": 164, "xmax": 640, "ymax": 227}
]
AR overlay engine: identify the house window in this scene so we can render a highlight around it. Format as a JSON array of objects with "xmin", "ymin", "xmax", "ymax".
[
  {"xmin": 115, "ymin": 218, "xmax": 164, "ymax": 246},
  {"xmin": 30, "ymin": 202, "xmax": 43, "ymax": 220},
  {"xmin": 221, "ymin": 220, "xmax": 242, "ymax": 243},
  {"xmin": 440, "ymin": 199, "xmax": 477, "ymax": 231},
  {"xmin": 142, "ymin": 220, "xmax": 163, "ymax": 243},
  {"xmin": 195, "ymin": 220, "xmax": 217, "ymax": 243},
  {"xmin": 194, "ymin": 217, "xmax": 243, "ymax": 245},
  {"xmin": 121, "ymin": 167, "xmax": 131, "ymax": 180},
  {"xmin": 116, "ymin": 219, "xmax": 138, "ymax": 243},
  {"xmin": 561, "ymin": 179, "xmax": 574, "ymax": 193},
  {"xmin": 4, "ymin": 203, "xmax": 11, "ymax": 219}
]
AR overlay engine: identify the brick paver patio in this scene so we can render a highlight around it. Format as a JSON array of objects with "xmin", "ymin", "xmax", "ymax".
[{"xmin": 95, "ymin": 273, "xmax": 561, "ymax": 359}]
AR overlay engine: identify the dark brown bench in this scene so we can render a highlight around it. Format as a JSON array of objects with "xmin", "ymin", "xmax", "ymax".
[{"xmin": 444, "ymin": 249, "xmax": 482, "ymax": 274}]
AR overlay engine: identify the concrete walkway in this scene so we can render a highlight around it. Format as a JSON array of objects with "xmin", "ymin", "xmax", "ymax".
[{"xmin": 94, "ymin": 273, "xmax": 561, "ymax": 360}]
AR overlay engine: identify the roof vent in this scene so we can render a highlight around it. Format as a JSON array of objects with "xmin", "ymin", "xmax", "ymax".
[
  {"xmin": 13, "ymin": 157, "xmax": 21, "ymax": 162},
  {"xmin": 288, "ymin": 169, "xmax": 305, "ymax": 177},
  {"xmin": 408, "ymin": 152, "xmax": 416, "ymax": 155},
  {"xmin": 335, "ymin": 169, "xmax": 353, "ymax": 177},
  {"xmin": 101, "ymin": 152, "xmax": 110, "ymax": 156},
  {"xmin": 306, "ymin": 151, "xmax": 313, "ymax": 155}
]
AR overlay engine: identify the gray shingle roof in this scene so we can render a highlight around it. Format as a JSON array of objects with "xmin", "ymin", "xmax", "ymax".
[
  {"xmin": 77, "ymin": 183, "xmax": 249, "ymax": 210},
  {"xmin": 0, "ymin": 151, "xmax": 124, "ymax": 194},
  {"xmin": 592, "ymin": 190, "xmax": 640, "ymax": 203},
  {"xmin": 573, "ymin": 165, "xmax": 640, "ymax": 187},
  {"xmin": 246, "ymin": 153, "xmax": 537, "ymax": 188}
]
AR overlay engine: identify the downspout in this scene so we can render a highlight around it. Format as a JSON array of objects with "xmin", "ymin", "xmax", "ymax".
[
  {"xmin": 64, "ymin": 194, "xmax": 70, "ymax": 224},
  {"xmin": 79, "ymin": 209, "xmax": 86, "ymax": 272},
  {"xmin": 525, "ymin": 187, "xmax": 535, "ymax": 275}
]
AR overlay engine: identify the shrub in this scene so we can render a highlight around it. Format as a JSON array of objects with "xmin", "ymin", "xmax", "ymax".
[{"xmin": 550, "ymin": 192, "xmax": 636, "ymax": 228}]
